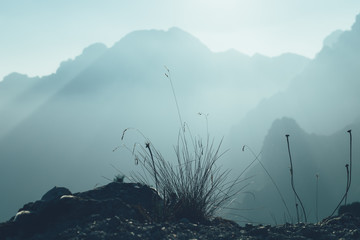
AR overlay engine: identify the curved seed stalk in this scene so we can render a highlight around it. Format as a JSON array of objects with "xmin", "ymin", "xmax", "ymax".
[
  {"xmin": 286, "ymin": 134, "xmax": 307, "ymax": 223},
  {"xmin": 330, "ymin": 129, "xmax": 352, "ymax": 217}
]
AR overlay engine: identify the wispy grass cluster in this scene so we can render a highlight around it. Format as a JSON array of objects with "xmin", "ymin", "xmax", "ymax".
[
  {"xmin": 120, "ymin": 126, "xmax": 246, "ymax": 222},
  {"xmin": 113, "ymin": 173, "xmax": 125, "ymax": 183},
  {"xmin": 115, "ymin": 67, "xmax": 246, "ymax": 222}
]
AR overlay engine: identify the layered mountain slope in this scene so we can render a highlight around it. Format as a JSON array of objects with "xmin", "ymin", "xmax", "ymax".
[
  {"xmin": 0, "ymin": 43, "xmax": 108, "ymax": 137},
  {"xmin": 230, "ymin": 14, "xmax": 360, "ymax": 155},
  {"xmin": 0, "ymin": 28, "xmax": 309, "ymax": 222}
]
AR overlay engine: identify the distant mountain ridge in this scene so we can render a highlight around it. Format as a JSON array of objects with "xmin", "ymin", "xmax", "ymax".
[
  {"xmin": 226, "ymin": 13, "xmax": 360, "ymax": 224},
  {"xmin": 3, "ymin": 11, "xmax": 360, "ymax": 223},
  {"xmin": 0, "ymin": 27, "xmax": 309, "ymax": 222},
  {"xmin": 229, "ymin": 13, "xmax": 360, "ymax": 154}
]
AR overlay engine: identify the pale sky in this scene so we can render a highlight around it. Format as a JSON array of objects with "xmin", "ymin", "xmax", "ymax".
[{"xmin": 0, "ymin": 0, "xmax": 359, "ymax": 81}]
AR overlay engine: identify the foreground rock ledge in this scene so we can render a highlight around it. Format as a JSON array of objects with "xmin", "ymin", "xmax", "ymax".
[{"xmin": 1, "ymin": 182, "xmax": 359, "ymax": 240}]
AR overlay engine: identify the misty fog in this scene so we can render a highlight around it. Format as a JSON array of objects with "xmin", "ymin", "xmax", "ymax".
[{"xmin": 1, "ymin": 15, "xmax": 360, "ymax": 225}]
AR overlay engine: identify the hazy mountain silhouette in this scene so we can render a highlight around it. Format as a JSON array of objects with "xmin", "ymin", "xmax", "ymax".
[
  {"xmin": 0, "ymin": 27, "xmax": 309, "ymax": 222},
  {"xmin": 0, "ymin": 43, "xmax": 107, "ymax": 138},
  {"xmin": 233, "ymin": 117, "xmax": 360, "ymax": 224},
  {"xmin": 229, "ymin": 14, "xmax": 360, "ymax": 158},
  {"xmin": 323, "ymin": 30, "xmax": 343, "ymax": 48},
  {"xmin": 227, "ymin": 13, "xmax": 360, "ymax": 223}
]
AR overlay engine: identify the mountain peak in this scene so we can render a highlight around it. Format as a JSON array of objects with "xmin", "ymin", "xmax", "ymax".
[
  {"xmin": 112, "ymin": 27, "xmax": 210, "ymax": 55},
  {"xmin": 267, "ymin": 117, "xmax": 305, "ymax": 137},
  {"xmin": 81, "ymin": 43, "xmax": 107, "ymax": 56},
  {"xmin": 167, "ymin": 26, "xmax": 186, "ymax": 34},
  {"xmin": 352, "ymin": 13, "xmax": 360, "ymax": 32}
]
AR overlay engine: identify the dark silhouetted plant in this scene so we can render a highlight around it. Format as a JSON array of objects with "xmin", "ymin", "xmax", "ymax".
[
  {"xmin": 120, "ymin": 126, "xmax": 246, "ymax": 222},
  {"xmin": 145, "ymin": 142, "xmax": 158, "ymax": 191},
  {"xmin": 285, "ymin": 134, "xmax": 307, "ymax": 223},
  {"xmin": 242, "ymin": 145, "xmax": 292, "ymax": 223},
  {"xmin": 315, "ymin": 173, "xmax": 319, "ymax": 222},
  {"xmin": 113, "ymin": 174, "xmax": 125, "ymax": 183},
  {"xmin": 330, "ymin": 129, "xmax": 353, "ymax": 217},
  {"xmin": 346, "ymin": 130, "xmax": 353, "ymax": 202},
  {"xmin": 345, "ymin": 164, "xmax": 350, "ymax": 205},
  {"xmin": 116, "ymin": 68, "xmax": 247, "ymax": 222}
]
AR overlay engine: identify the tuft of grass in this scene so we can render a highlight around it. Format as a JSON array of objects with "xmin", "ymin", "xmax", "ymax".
[
  {"xmin": 115, "ymin": 67, "xmax": 248, "ymax": 222},
  {"xmin": 121, "ymin": 126, "xmax": 246, "ymax": 223},
  {"xmin": 113, "ymin": 174, "xmax": 125, "ymax": 183}
]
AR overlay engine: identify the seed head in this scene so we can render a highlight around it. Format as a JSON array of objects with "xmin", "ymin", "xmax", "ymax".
[{"xmin": 121, "ymin": 128, "xmax": 129, "ymax": 140}]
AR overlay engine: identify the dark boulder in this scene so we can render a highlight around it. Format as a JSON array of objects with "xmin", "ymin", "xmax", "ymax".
[
  {"xmin": 339, "ymin": 202, "xmax": 360, "ymax": 217},
  {"xmin": 0, "ymin": 182, "xmax": 162, "ymax": 239}
]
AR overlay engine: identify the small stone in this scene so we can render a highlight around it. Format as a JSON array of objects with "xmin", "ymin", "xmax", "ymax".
[
  {"xmin": 251, "ymin": 226, "xmax": 268, "ymax": 236},
  {"xmin": 180, "ymin": 218, "xmax": 190, "ymax": 224}
]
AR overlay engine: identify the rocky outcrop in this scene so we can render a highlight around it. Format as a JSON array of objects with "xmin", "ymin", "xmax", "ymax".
[
  {"xmin": 1, "ymin": 182, "xmax": 359, "ymax": 240},
  {"xmin": 0, "ymin": 182, "xmax": 161, "ymax": 239}
]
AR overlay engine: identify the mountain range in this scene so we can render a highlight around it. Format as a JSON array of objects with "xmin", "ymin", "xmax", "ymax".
[
  {"xmin": 1, "ymin": 13, "xmax": 360, "ymax": 224},
  {"xmin": 0, "ymin": 27, "xmax": 309, "ymax": 222},
  {"xmin": 229, "ymin": 14, "xmax": 360, "ymax": 152},
  {"xmin": 226, "ymin": 13, "xmax": 360, "ymax": 224}
]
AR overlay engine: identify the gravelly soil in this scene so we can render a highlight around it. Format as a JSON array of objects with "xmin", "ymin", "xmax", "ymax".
[{"xmin": 1, "ymin": 182, "xmax": 359, "ymax": 240}]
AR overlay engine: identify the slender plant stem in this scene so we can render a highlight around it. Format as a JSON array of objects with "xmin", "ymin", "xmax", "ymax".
[
  {"xmin": 286, "ymin": 134, "xmax": 307, "ymax": 223},
  {"xmin": 316, "ymin": 174, "xmax": 319, "ymax": 222},
  {"xmin": 345, "ymin": 164, "xmax": 349, "ymax": 205},
  {"xmin": 347, "ymin": 130, "xmax": 352, "ymax": 198},
  {"xmin": 243, "ymin": 145, "xmax": 292, "ymax": 223},
  {"xmin": 146, "ymin": 142, "xmax": 158, "ymax": 191},
  {"xmin": 164, "ymin": 66, "xmax": 183, "ymax": 131},
  {"xmin": 295, "ymin": 203, "xmax": 300, "ymax": 223},
  {"xmin": 329, "ymin": 129, "xmax": 353, "ymax": 217}
]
